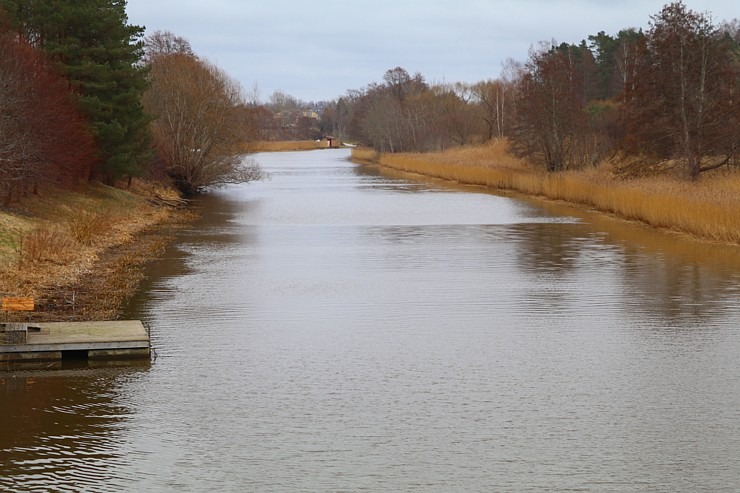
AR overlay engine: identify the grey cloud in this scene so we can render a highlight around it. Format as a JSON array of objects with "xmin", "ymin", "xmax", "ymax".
[{"xmin": 127, "ymin": 0, "xmax": 738, "ymax": 102}]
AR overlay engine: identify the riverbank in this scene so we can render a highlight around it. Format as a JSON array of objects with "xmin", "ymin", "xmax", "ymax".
[
  {"xmin": 245, "ymin": 140, "xmax": 325, "ymax": 152},
  {"xmin": 244, "ymin": 140, "xmax": 354, "ymax": 152},
  {"xmin": 0, "ymin": 181, "xmax": 192, "ymax": 322},
  {"xmin": 351, "ymin": 141, "xmax": 740, "ymax": 246}
]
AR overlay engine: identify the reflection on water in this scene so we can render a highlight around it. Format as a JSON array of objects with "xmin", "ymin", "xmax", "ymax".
[
  {"xmin": 508, "ymin": 220, "xmax": 740, "ymax": 325},
  {"xmin": 2, "ymin": 149, "xmax": 740, "ymax": 492},
  {"xmin": 0, "ymin": 366, "xmax": 149, "ymax": 491}
]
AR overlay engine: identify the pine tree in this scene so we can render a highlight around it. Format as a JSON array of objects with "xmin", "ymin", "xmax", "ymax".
[{"xmin": 1, "ymin": 0, "xmax": 152, "ymax": 183}]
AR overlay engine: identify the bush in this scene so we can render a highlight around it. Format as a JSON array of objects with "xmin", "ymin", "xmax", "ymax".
[
  {"xmin": 66, "ymin": 210, "xmax": 114, "ymax": 246},
  {"xmin": 21, "ymin": 227, "xmax": 76, "ymax": 263}
]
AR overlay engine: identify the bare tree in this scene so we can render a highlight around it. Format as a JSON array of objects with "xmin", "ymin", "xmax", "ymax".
[
  {"xmin": 143, "ymin": 30, "xmax": 194, "ymax": 64},
  {"xmin": 320, "ymin": 97, "xmax": 353, "ymax": 142},
  {"xmin": 1, "ymin": 32, "xmax": 95, "ymax": 204},
  {"xmin": 244, "ymin": 80, "xmax": 261, "ymax": 106},
  {"xmin": 143, "ymin": 51, "xmax": 262, "ymax": 195},
  {"xmin": 361, "ymin": 86, "xmax": 403, "ymax": 152},
  {"xmin": 472, "ymin": 79, "xmax": 511, "ymax": 140},
  {"xmin": 512, "ymin": 41, "xmax": 598, "ymax": 171},
  {"xmin": 431, "ymin": 83, "xmax": 481, "ymax": 146},
  {"xmin": 625, "ymin": 2, "xmax": 739, "ymax": 178}
]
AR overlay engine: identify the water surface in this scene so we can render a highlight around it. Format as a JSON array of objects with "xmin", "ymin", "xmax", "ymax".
[{"xmin": 2, "ymin": 149, "xmax": 740, "ymax": 492}]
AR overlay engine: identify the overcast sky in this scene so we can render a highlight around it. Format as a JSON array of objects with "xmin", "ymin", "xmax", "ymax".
[{"xmin": 125, "ymin": 0, "xmax": 737, "ymax": 103}]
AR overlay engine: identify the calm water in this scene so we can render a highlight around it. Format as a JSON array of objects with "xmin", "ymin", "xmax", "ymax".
[{"xmin": 2, "ymin": 149, "xmax": 740, "ymax": 492}]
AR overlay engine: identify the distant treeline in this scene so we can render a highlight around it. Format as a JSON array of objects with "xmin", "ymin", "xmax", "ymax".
[
  {"xmin": 1, "ymin": 0, "xmax": 737, "ymax": 206},
  {"xmin": 320, "ymin": 2, "xmax": 738, "ymax": 179}
]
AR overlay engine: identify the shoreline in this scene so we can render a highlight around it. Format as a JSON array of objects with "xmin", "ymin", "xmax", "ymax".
[
  {"xmin": 28, "ymin": 220, "xmax": 187, "ymax": 322},
  {"xmin": 0, "ymin": 181, "xmax": 194, "ymax": 322},
  {"xmin": 3, "ymin": 143, "xmax": 737, "ymax": 323},
  {"xmin": 351, "ymin": 143, "xmax": 740, "ymax": 247}
]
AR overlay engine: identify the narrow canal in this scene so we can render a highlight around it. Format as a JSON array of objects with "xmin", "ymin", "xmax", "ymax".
[{"xmin": 3, "ymin": 149, "xmax": 740, "ymax": 492}]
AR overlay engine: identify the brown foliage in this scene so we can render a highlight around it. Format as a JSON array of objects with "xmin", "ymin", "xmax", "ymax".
[
  {"xmin": 354, "ymin": 67, "xmax": 484, "ymax": 153},
  {"xmin": 0, "ymin": 32, "xmax": 96, "ymax": 204},
  {"xmin": 20, "ymin": 227, "xmax": 76, "ymax": 264},
  {"xmin": 512, "ymin": 42, "xmax": 604, "ymax": 171},
  {"xmin": 623, "ymin": 2, "xmax": 739, "ymax": 178},
  {"xmin": 143, "ymin": 48, "xmax": 262, "ymax": 195},
  {"xmin": 472, "ymin": 79, "xmax": 516, "ymax": 140}
]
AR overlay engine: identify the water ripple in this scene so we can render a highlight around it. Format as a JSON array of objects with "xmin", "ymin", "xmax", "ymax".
[{"xmin": 4, "ymin": 150, "xmax": 740, "ymax": 492}]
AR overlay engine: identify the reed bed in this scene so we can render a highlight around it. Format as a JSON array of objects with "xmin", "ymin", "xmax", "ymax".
[
  {"xmin": 243, "ymin": 140, "xmax": 325, "ymax": 152},
  {"xmin": 352, "ymin": 141, "xmax": 740, "ymax": 245}
]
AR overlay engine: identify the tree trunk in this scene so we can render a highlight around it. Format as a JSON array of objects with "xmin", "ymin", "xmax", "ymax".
[{"xmin": 4, "ymin": 184, "xmax": 14, "ymax": 207}]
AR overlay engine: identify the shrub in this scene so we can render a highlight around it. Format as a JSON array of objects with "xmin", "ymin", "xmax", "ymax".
[
  {"xmin": 21, "ymin": 227, "xmax": 76, "ymax": 263},
  {"xmin": 66, "ymin": 210, "xmax": 114, "ymax": 246}
]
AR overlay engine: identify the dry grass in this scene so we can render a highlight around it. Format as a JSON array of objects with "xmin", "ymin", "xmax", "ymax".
[
  {"xmin": 0, "ymin": 179, "xmax": 186, "ymax": 319},
  {"xmin": 352, "ymin": 140, "xmax": 740, "ymax": 245},
  {"xmin": 64, "ymin": 209, "xmax": 117, "ymax": 245},
  {"xmin": 242, "ymin": 140, "xmax": 327, "ymax": 152},
  {"xmin": 20, "ymin": 226, "xmax": 77, "ymax": 264}
]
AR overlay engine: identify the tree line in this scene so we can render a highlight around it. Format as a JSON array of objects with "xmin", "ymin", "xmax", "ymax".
[
  {"xmin": 323, "ymin": 1, "xmax": 738, "ymax": 179},
  {"xmin": 0, "ymin": 0, "xmax": 261, "ymax": 203},
  {"xmin": 1, "ymin": 0, "xmax": 737, "ymax": 206}
]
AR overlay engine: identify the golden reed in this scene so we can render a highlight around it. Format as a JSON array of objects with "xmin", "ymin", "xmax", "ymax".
[
  {"xmin": 243, "ymin": 140, "xmax": 326, "ymax": 152},
  {"xmin": 352, "ymin": 141, "xmax": 740, "ymax": 245}
]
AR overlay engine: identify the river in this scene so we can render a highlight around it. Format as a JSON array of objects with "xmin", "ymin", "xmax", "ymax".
[{"xmin": 2, "ymin": 149, "xmax": 740, "ymax": 492}]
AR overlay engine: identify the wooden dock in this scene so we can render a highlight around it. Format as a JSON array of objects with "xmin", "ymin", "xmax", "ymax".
[{"xmin": 0, "ymin": 320, "xmax": 151, "ymax": 366}]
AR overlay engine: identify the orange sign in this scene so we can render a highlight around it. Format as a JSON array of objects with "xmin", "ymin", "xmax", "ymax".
[{"xmin": 1, "ymin": 297, "xmax": 35, "ymax": 312}]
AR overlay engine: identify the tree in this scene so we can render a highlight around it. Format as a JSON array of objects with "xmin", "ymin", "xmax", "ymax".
[
  {"xmin": 472, "ymin": 79, "xmax": 511, "ymax": 140},
  {"xmin": 347, "ymin": 67, "xmax": 501, "ymax": 152},
  {"xmin": 360, "ymin": 84, "xmax": 403, "ymax": 152},
  {"xmin": 1, "ymin": 0, "xmax": 152, "ymax": 184},
  {"xmin": 431, "ymin": 83, "xmax": 481, "ymax": 146},
  {"xmin": 351, "ymin": 67, "xmax": 449, "ymax": 152},
  {"xmin": 588, "ymin": 29, "xmax": 644, "ymax": 101},
  {"xmin": 320, "ymin": 97, "xmax": 353, "ymax": 142},
  {"xmin": 263, "ymin": 90, "xmax": 311, "ymax": 140},
  {"xmin": 383, "ymin": 66, "xmax": 426, "ymax": 103},
  {"xmin": 625, "ymin": 2, "xmax": 739, "ymax": 178},
  {"xmin": 143, "ymin": 29, "xmax": 193, "ymax": 63},
  {"xmin": 143, "ymin": 51, "xmax": 262, "ymax": 195},
  {"xmin": 0, "ymin": 30, "xmax": 95, "ymax": 205},
  {"xmin": 512, "ymin": 42, "xmax": 599, "ymax": 171}
]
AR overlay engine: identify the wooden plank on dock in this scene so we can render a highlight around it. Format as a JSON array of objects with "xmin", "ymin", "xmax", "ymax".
[
  {"xmin": 26, "ymin": 321, "xmax": 149, "ymax": 346},
  {"xmin": 0, "ymin": 320, "xmax": 150, "ymax": 363}
]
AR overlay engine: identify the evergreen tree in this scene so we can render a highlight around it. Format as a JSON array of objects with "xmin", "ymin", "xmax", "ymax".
[{"xmin": 1, "ymin": 0, "xmax": 151, "ymax": 183}]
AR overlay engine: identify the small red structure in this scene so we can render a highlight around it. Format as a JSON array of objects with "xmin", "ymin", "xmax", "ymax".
[{"xmin": 325, "ymin": 136, "xmax": 334, "ymax": 147}]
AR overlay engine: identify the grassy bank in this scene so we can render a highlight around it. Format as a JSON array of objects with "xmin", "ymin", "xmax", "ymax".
[
  {"xmin": 0, "ymin": 181, "xmax": 189, "ymax": 322},
  {"xmin": 352, "ymin": 141, "xmax": 740, "ymax": 245}
]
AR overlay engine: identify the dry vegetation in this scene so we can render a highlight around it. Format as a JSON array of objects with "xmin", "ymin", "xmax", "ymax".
[
  {"xmin": 353, "ymin": 140, "xmax": 740, "ymax": 245},
  {"xmin": 244, "ymin": 140, "xmax": 327, "ymax": 152},
  {"xmin": 0, "ymin": 181, "xmax": 189, "ymax": 321}
]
